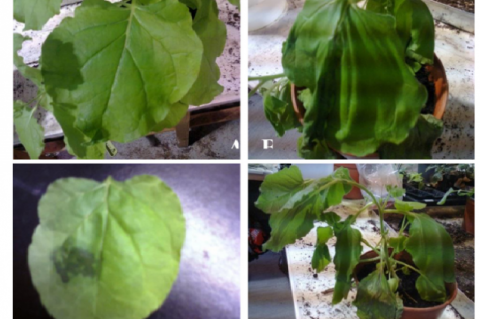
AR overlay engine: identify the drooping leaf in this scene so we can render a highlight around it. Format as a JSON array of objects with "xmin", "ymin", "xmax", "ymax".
[
  {"xmin": 41, "ymin": 0, "xmax": 203, "ymax": 144},
  {"xmin": 29, "ymin": 175, "xmax": 185, "ymax": 319},
  {"xmin": 437, "ymin": 188, "xmax": 455, "ymax": 205},
  {"xmin": 282, "ymin": 0, "xmax": 427, "ymax": 157},
  {"xmin": 14, "ymin": 101, "xmax": 45, "ymax": 159},
  {"xmin": 180, "ymin": 0, "xmax": 227, "ymax": 105},
  {"xmin": 405, "ymin": 213, "xmax": 455, "ymax": 302},
  {"xmin": 311, "ymin": 226, "xmax": 333, "ymax": 272},
  {"xmin": 257, "ymin": 166, "xmax": 353, "ymax": 252},
  {"xmin": 353, "ymin": 269, "xmax": 403, "ymax": 319},
  {"xmin": 394, "ymin": 199, "xmax": 426, "ymax": 212},
  {"xmin": 262, "ymin": 79, "xmax": 300, "ymax": 137},
  {"xmin": 379, "ymin": 114, "xmax": 443, "ymax": 159},
  {"xmin": 14, "ymin": 0, "xmax": 62, "ymax": 30},
  {"xmin": 320, "ymin": 211, "xmax": 341, "ymax": 228},
  {"xmin": 332, "ymin": 219, "xmax": 362, "ymax": 304},
  {"xmin": 53, "ymin": 104, "xmax": 106, "ymax": 159}
]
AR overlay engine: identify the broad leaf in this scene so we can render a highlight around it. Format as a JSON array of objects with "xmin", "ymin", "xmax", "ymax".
[
  {"xmin": 14, "ymin": 0, "xmax": 62, "ymax": 30},
  {"xmin": 257, "ymin": 166, "xmax": 353, "ymax": 252},
  {"xmin": 180, "ymin": 0, "xmax": 226, "ymax": 105},
  {"xmin": 29, "ymin": 175, "xmax": 185, "ymax": 319},
  {"xmin": 42, "ymin": 0, "xmax": 203, "ymax": 144},
  {"xmin": 53, "ymin": 104, "xmax": 106, "ymax": 159},
  {"xmin": 311, "ymin": 226, "xmax": 333, "ymax": 272},
  {"xmin": 332, "ymin": 220, "xmax": 362, "ymax": 304},
  {"xmin": 394, "ymin": 199, "xmax": 426, "ymax": 212},
  {"xmin": 262, "ymin": 79, "xmax": 300, "ymax": 137},
  {"xmin": 405, "ymin": 213, "xmax": 455, "ymax": 302},
  {"xmin": 386, "ymin": 185, "xmax": 405, "ymax": 198},
  {"xmin": 353, "ymin": 269, "xmax": 403, "ymax": 319},
  {"xmin": 14, "ymin": 101, "xmax": 45, "ymax": 159},
  {"xmin": 379, "ymin": 114, "xmax": 443, "ymax": 159},
  {"xmin": 282, "ymin": 0, "xmax": 427, "ymax": 157},
  {"xmin": 388, "ymin": 235, "xmax": 407, "ymax": 254}
]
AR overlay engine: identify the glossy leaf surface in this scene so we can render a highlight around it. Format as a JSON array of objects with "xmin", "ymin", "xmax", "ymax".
[
  {"xmin": 29, "ymin": 175, "xmax": 185, "ymax": 319},
  {"xmin": 42, "ymin": 0, "xmax": 203, "ymax": 144}
]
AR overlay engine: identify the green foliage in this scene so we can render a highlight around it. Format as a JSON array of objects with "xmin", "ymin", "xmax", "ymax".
[
  {"xmin": 394, "ymin": 199, "xmax": 426, "ymax": 212},
  {"xmin": 378, "ymin": 114, "xmax": 443, "ymax": 159},
  {"xmin": 332, "ymin": 218, "xmax": 362, "ymax": 304},
  {"xmin": 14, "ymin": 0, "xmax": 62, "ymax": 30},
  {"xmin": 14, "ymin": 101, "xmax": 45, "ymax": 159},
  {"xmin": 386, "ymin": 185, "xmax": 406, "ymax": 198},
  {"xmin": 312, "ymin": 226, "xmax": 333, "ymax": 272},
  {"xmin": 256, "ymin": 167, "xmax": 456, "ymax": 316},
  {"xmin": 14, "ymin": 0, "xmax": 228, "ymax": 159},
  {"xmin": 262, "ymin": 79, "xmax": 300, "ymax": 137},
  {"xmin": 255, "ymin": 166, "xmax": 353, "ymax": 251},
  {"xmin": 405, "ymin": 213, "xmax": 455, "ymax": 301},
  {"xmin": 29, "ymin": 175, "xmax": 185, "ymax": 319},
  {"xmin": 354, "ymin": 269, "xmax": 403, "ymax": 319},
  {"xmin": 252, "ymin": 0, "xmax": 439, "ymax": 158}
]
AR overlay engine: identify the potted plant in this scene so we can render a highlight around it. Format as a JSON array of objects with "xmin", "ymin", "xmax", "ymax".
[
  {"xmin": 13, "ymin": 0, "xmax": 238, "ymax": 159},
  {"xmin": 256, "ymin": 166, "xmax": 457, "ymax": 319},
  {"xmin": 438, "ymin": 187, "xmax": 475, "ymax": 235},
  {"xmin": 248, "ymin": 0, "xmax": 446, "ymax": 159}
]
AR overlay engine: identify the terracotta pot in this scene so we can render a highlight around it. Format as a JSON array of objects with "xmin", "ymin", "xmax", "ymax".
[
  {"xmin": 463, "ymin": 197, "xmax": 474, "ymax": 234},
  {"xmin": 353, "ymin": 250, "xmax": 458, "ymax": 319},
  {"xmin": 291, "ymin": 54, "xmax": 449, "ymax": 159},
  {"xmin": 333, "ymin": 164, "xmax": 363, "ymax": 199}
]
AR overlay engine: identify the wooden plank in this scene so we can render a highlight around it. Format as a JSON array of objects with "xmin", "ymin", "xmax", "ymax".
[
  {"xmin": 176, "ymin": 112, "xmax": 191, "ymax": 147},
  {"xmin": 248, "ymin": 173, "xmax": 265, "ymax": 181},
  {"xmin": 190, "ymin": 105, "xmax": 240, "ymax": 128}
]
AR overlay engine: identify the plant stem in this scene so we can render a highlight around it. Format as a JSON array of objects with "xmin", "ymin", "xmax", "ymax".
[
  {"xmin": 393, "ymin": 259, "xmax": 423, "ymax": 276},
  {"xmin": 358, "ymin": 257, "xmax": 381, "ymax": 263},
  {"xmin": 248, "ymin": 73, "xmax": 285, "ymax": 81}
]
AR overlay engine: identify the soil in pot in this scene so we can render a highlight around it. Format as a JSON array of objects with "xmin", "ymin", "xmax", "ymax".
[
  {"xmin": 417, "ymin": 65, "xmax": 436, "ymax": 116},
  {"xmin": 355, "ymin": 262, "xmax": 443, "ymax": 308}
]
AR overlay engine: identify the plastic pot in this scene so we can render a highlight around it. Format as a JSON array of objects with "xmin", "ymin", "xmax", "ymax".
[
  {"xmin": 463, "ymin": 197, "xmax": 474, "ymax": 234},
  {"xmin": 353, "ymin": 250, "xmax": 458, "ymax": 319},
  {"xmin": 290, "ymin": 54, "xmax": 448, "ymax": 159},
  {"xmin": 333, "ymin": 164, "xmax": 363, "ymax": 199}
]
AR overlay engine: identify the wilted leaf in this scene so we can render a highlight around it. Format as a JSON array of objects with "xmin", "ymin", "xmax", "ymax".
[
  {"xmin": 29, "ymin": 175, "xmax": 185, "ymax": 319},
  {"xmin": 282, "ymin": 0, "xmax": 427, "ymax": 157},
  {"xmin": 405, "ymin": 213, "xmax": 455, "ymax": 302},
  {"xmin": 354, "ymin": 269, "xmax": 403, "ymax": 319}
]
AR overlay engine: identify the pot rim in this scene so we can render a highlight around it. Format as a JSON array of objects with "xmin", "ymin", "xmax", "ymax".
[{"xmin": 354, "ymin": 249, "xmax": 458, "ymax": 312}]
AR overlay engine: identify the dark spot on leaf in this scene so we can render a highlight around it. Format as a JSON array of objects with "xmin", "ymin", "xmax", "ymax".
[{"xmin": 52, "ymin": 244, "xmax": 97, "ymax": 283}]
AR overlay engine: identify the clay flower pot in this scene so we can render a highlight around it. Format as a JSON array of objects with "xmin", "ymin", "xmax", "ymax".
[
  {"xmin": 463, "ymin": 197, "xmax": 474, "ymax": 234},
  {"xmin": 333, "ymin": 164, "xmax": 363, "ymax": 199},
  {"xmin": 291, "ymin": 54, "xmax": 448, "ymax": 159},
  {"xmin": 353, "ymin": 249, "xmax": 458, "ymax": 319}
]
